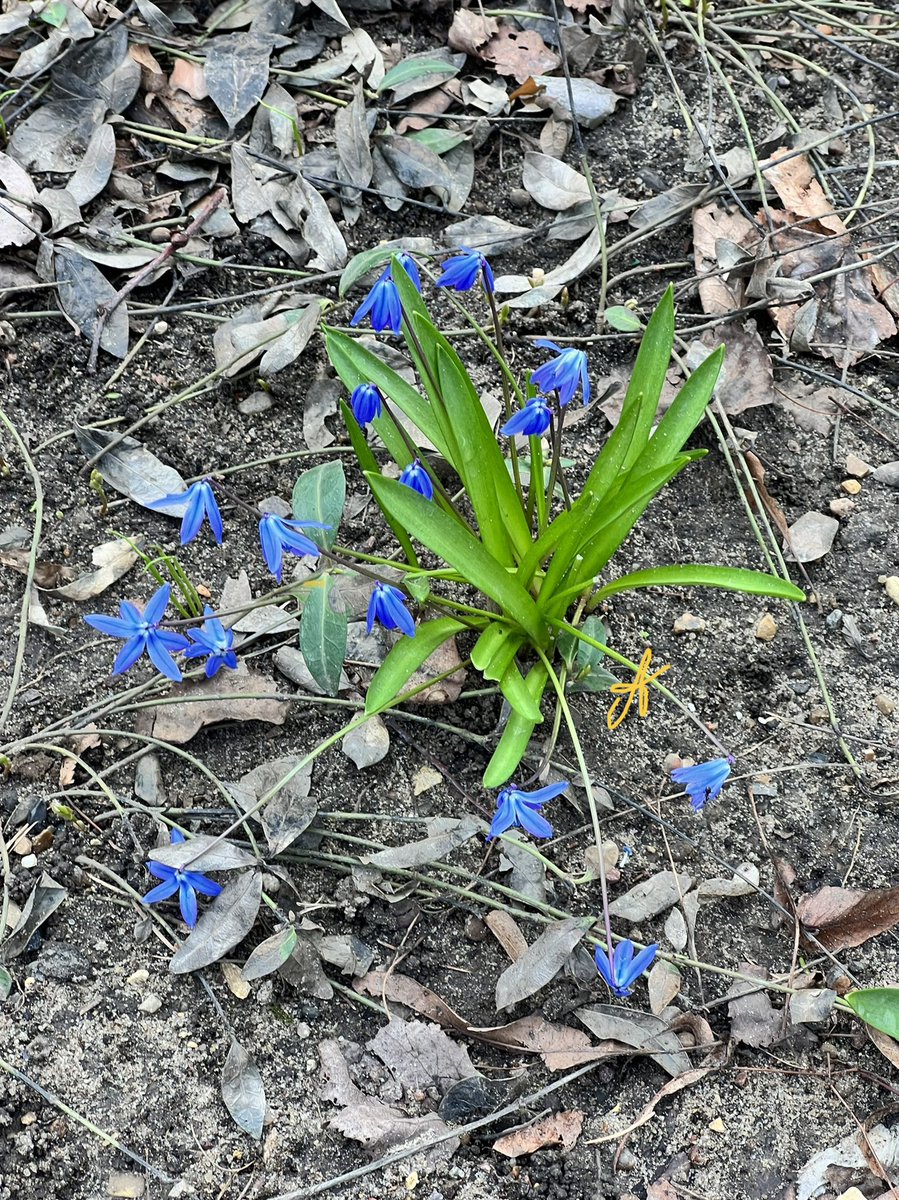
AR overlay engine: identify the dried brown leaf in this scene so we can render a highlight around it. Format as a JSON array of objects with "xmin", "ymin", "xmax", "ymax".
[
  {"xmin": 485, "ymin": 27, "xmax": 560, "ymax": 83},
  {"xmin": 494, "ymin": 1110, "xmax": 583, "ymax": 1157},
  {"xmin": 148, "ymin": 661, "xmax": 290, "ymax": 744},
  {"xmin": 448, "ymin": 9, "xmax": 498, "ymax": 56},
  {"xmin": 368, "ymin": 1019, "xmax": 477, "ymax": 1094},
  {"xmin": 763, "ymin": 149, "xmax": 845, "ymax": 235},
  {"xmin": 169, "ymin": 57, "xmax": 209, "ymax": 100},
  {"xmin": 726, "ymin": 963, "xmax": 781, "ymax": 1047},
  {"xmin": 797, "ymin": 885, "xmax": 899, "ymax": 952},
  {"xmin": 485, "ymin": 911, "xmax": 529, "ymax": 962},
  {"xmin": 692, "ymin": 201, "xmax": 759, "ymax": 315},
  {"xmin": 495, "ymin": 916, "xmax": 591, "ymax": 1010}
]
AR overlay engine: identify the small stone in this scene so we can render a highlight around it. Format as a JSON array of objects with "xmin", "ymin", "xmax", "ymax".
[
  {"xmin": 127, "ymin": 969, "xmax": 149, "ymax": 986},
  {"xmin": 32, "ymin": 828, "xmax": 53, "ymax": 853},
  {"xmin": 835, "ymin": 1189, "xmax": 867, "ymax": 1200},
  {"xmin": 825, "ymin": 609, "xmax": 843, "ymax": 629},
  {"xmin": 872, "ymin": 461, "xmax": 899, "ymax": 487},
  {"xmin": 673, "ymin": 612, "xmax": 706, "ymax": 634},
  {"xmin": 260, "ymin": 873, "xmax": 280, "ymax": 894},
  {"xmin": 464, "ymin": 915, "xmax": 487, "ymax": 942},
  {"xmin": 238, "ymin": 391, "xmax": 274, "ymax": 415},
  {"xmin": 754, "ymin": 613, "xmax": 777, "ymax": 641},
  {"xmin": 296, "ymin": 1022, "xmax": 311, "ymax": 1040},
  {"xmin": 21, "ymin": 853, "xmax": 37, "ymax": 869},
  {"xmin": 840, "ymin": 478, "xmax": 861, "ymax": 495},
  {"xmin": 134, "ymin": 752, "xmax": 165, "ymax": 805},
  {"xmin": 138, "ymin": 993, "xmax": 163, "ymax": 1014},
  {"xmin": 862, "ymin": 748, "xmax": 876, "ymax": 762},
  {"xmin": 845, "ymin": 453, "xmax": 870, "ymax": 478},
  {"xmin": 829, "ymin": 497, "xmax": 853, "ymax": 518},
  {"xmin": 21, "ymin": 1112, "xmax": 37, "ymax": 1126},
  {"xmin": 509, "ymin": 188, "xmax": 531, "ymax": 208},
  {"xmin": 107, "ymin": 1171, "xmax": 145, "ymax": 1198},
  {"xmin": 12, "ymin": 834, "xmax": 32, "ymax": 855},
  {"xmin": 708, "ymin": 1117, "xmax": 726, "ymax": 1134},
  {"xmin": 874, "ymin": 695, "xmax": 895, "ymax": 717},
  {"xmin": 808, "ymin": 706, "xmax": 829, "ymax": 726},
  {"xmin": 884, "ymin": 576, "xmax": 899, "ymax": 606},
  {"xmin": 153, "ymin": 321, "xmax": 168, "ymax": 336}
]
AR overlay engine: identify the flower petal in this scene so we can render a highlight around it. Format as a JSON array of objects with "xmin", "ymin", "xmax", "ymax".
[
  {"xmin": 143, "ymin": 584, "xmax": 171, "ymax": 626},
  {"xmin": 112, "ymin": 634, "xmax": 147, "ymax": 675},
  {"xmin": 142, "ymin": 877, "xmax": 179, "ymax": 905},
  {"xmin": 178, "ymin": 879, "xmax": 198, "ymax": 927}
]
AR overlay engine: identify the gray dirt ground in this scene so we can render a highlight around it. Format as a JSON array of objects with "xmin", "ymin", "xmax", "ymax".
[{"xmin": 1, "ymin": 4, "xmax": 899, "ymax": 1200}]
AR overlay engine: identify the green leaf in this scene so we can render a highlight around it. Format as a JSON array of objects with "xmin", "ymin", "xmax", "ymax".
[
  {"xmin": 339, "ymin": 399, "xmax": 417, "ymax": 566},
  {"xmin": 604, "ymin": 306, "xmax": 643, "ymax": 332},
  {"xmin": 339, "ymin": 246, "xmax": 397, "ymax": 298},
  {"xmin": 407, "ymin": 129, "xmax": 468, "ymax": 155},
  {"xmin": 366, "ymin": 616, "xmax": 467, "ymax": 713},
  {"xmin": 292, "ymin": 461, "xmax": 345, "ymax": 551},
  {"xmin": 499, "ymin": 661, "xmax": 544, "ymax": 723},
  {"xmin": 845, "ymin": 988, "xmax": 899, "ymax": 1039},
  {"xmin": 631, "ymin": 346, "xmax": 724, "ymax": 477},
  {"xmin": 482, "ymin": 662, "xmax": 548, "ymax": 787},
  {"xmin": 40, "ymin": 0, "xmax": 68, "ymax": 25},
  {"xmin": 405, "ymin": 574, "xmax": 430, "ymax": 603},
  {"xmin": 574, "ymin": 615, "xmax": 608, "ymax": 672},
  {"xmin": 0, "ymin": 965, "xmax": 11, "ymax": 1002},
  {"xmin": 300, "ymin": 575, "xmax": 348, "ymax": 696},
  {"xmin": 593, "ymin": 565, "xmax": 806, "ymax": 604},
  {"xmin": 368, "ymin": 474, "xmax": 547, "ymax": 645},
  {"xmin": 378, "ymin": 57, "xmax": 461, "ymax": 94},
  {"xmin": 617, "ymin": 285, "xmax": 675, "ymax": 476}
]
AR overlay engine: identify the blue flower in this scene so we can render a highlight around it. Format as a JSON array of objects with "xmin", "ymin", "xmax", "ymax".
[
  {"xmin": 142, "ymin": 830, "xmax": 222, "ymax": 928},
  {"xmin": 149, "ymin": 478, "xmax": 223, "ymax": 545},
  {"xmin": 85, "ymin": 583, "xmax": 189, "ymax": 681},
  {"xmin": 436, "ymin": 248, "xmax": 495, "ymax": 294},
  {"xmin": 184, "ymin": 606, "xmax": 238, "ymax": 678},
  {"xmin": 530, "ymin": 340, "xmax": 590, "ymax": 407},
  {"xmin": 398, "ymin": 458, "xmax": 433, "ymax": 500},
  {"xmin": 351, "ymin": 267, "xmax": 403, "ymax": 334},
  {"xmin": 595, "ymin": 939, "xmax": 658, "ymax": 998},
  {"xmin": 488, "ymin": 781, "xmax": 568, "ymax": 840},
  {"xmin": 396, "ymin": 251, "xmax": 422, "ymax": 292},
  {"xmin": 259, "ymin": 512, "xmax": 329, "ymax": 582},
  {"xmin": 351, "ymin": 382, "xmax": 383, "ymax": 426},
  {"xmin": 501, "ymin": 396, "xmax": 552, "ymax": 438},
  {"xmin": 671, "ymin": 756, "xmax": 733, "ymax": 812},
  {"xmin": 367, "ymin": 582, "xmax": 416, "ymax": 638}
]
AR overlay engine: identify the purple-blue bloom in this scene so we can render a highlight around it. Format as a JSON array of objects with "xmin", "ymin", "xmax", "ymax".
[
  {"xmin": 395, "ymin": 251, "xmax": 422, "ymax": 292},
  {"xmin": 501, "ymin": 396, "xmax": 552, "ymax": 438},
  {"xmin": 436, "ymin": 247, "xmax": 495, "ymax": 295},
  {"xmin": 351, "ymin": 382, "xmax": 383, "ymax": 426},
  {"xmin": 595, "ymin": 938, "xmax": 658, "ymax": 998},
  {"xmin": 142, "ymin": 829, "xmax": 222, "ymax": 928},
  {"xmin": 398, "ymin": 458, "xmax": 434, "ymax": 501},
  {"xmin": 259, "ymin": 512, "xmax": 329, "ymax": 582},
  {"xmin": 184, "ymin": 606, "xmax": 238, "ymax": 678},
  {"xmin": 531, "ymin": 340, "xmax": 591, "ymax": 407},
  {"xmin": 350, "ymin": 266, "xmax": 403, "ymax": 334},
  {"xmin": 149, "ymin": 478, "xmax": 223, "ymax": 545},
  {"xmin": 671, "ymin": 756, "xmax": 734, "ymax": 812},
  {"xmin": 85, "ymin": 583, "xmax": 189, "ymax": 681},
  {"xmin": 367, "ymin": 582, "xmax": 416, "ymax": 638},
  {"xmin": 488, "ymin": 781, "xmax": 568, "ymax": 840}
]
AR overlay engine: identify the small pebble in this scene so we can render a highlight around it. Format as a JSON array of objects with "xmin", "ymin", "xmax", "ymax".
[
  {"xmin": 508, "ymin": 188, "xmax": 530, "ymax": 208},
  {"xmin": 845, "ymin": 453, "xmax": 870, "ymax": 478},
  {"xmin": 107, "ymin": 1172, "xmax": 145, "ymax": 1198},
  {"xmin": 127, "ymin": 969, "xmax": 149, "ymax": 986},
  {"xmin": 464, "ymin": 915, "xmax": 487, "ymax": 942},
  {"xmin": 708, "ymin": 1117, "xmax": 726, "ymax": 1134},
  {"xmin": 21, "ymin": 1112, "xmax": 37, "ymax": 1126},
  {"xmin": 12, "ymin": 835, "xmax": 32, "ymax": 855},
  {"xmin": 138, "ymin": 994, "xmax": 163, "ymax": 1014},
  {"xmin": 840, "ymin": 478, "xmax": 861, "ymax": 495},
  {"xmin": 21, "ymin": 853, "xmax": 37, "ymax": 869},
  {"xmin": 883, "ymin": 576, "xmax": 899, "ymax": 606},
  {"xmin": 872, "ymin": 461, "xmax": 899, "ymax": 487},
  {"xmin": 673, "ymin": 612, "xmax": 706, "ymax": 634},
  {"xmin": 238, "ymin": 391, "xmax": 274, "ymax": 415},
  {"xmin": 825, "ymin": 609, "xmax": 843, "ymax": 629},
  {"xmin": 829, "ymin": 497, "xmax": 853, "ymax": 518},
  {"xmin": 808, "ymin": 706, "xmax": 829, "ymax": 725},
  {"xmin": 874, "ymin": 695, "xmax": 895, "ymax": 717},
  {"xmin": 754, "ymin": 613, "xmax": 777, "ymax": 641},
  {"xmin": 154, "ymin": 321, "xmax": 168, "ymax": 336}
]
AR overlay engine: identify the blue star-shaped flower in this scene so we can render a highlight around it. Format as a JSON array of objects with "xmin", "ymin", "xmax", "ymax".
[
  {"xmin": 488, "ymin": 781, "xmax": 568, "ymax": 840},
  {"xmin": 595, "ymin": 939, "xmax": 658, "ymax": 998},
  {"xmin": 149, "ymin": 478, "xmax": 223, "ymax": 545},
  {"xmin": 671, "ymin": 756, "xmax": 733, "ymax": 811},
  {"xmin": 259, "ymin": 512, "xmax": 329, "ymax": 582},
  {"xmin": 398, "ymin": 458, "xmax": 433, "ymax": 500},
  {"xmin": 367, "ymin": 582, "xmax": 416, "ymax": 638},
  {"xmin": 142, "ymin": 830, "xmax": 222, "ymax": 928},
  {"xmin": 350, "ymin": 267, "xmax": 403, "ymax": 334},
  {"xmin": 85, "ymin": 583, "xmax": 189, "ymax": 681},
  {"xmin": 351, "ymin": 382, "xmax": 383, "ymax": 426},
  {"xmin": 395, "ymin": 251, "xmax": 422, "ymax": 292},
  {"xmin": 530, "ymin": 340, "xmax": 590, "ymax": 407},
  {"xmin": 184, "ymin": 606, "xmax": 238, "ymax": 677},
  {"xmin": 501, "ymin": 396, "xmax": 552, "ymax": 438},
  {"xmin": 435, "ymin": 248, "xmax": 495, "ymax": 294}
]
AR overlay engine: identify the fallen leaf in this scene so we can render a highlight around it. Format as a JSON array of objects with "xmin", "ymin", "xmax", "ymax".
[
  {"xmin": 764, "ymin": 149, "xmax": 845, "ymax": 235},
  {"xmin": 279, "ymin": 934, "xmax": 333, "ymax": 999},
  {"xmin": 241, "ymin": 926, "xmax": 298, "ymax": 981},
  {"xmin": 530, "ymin": 75, "xmax": 618, "ymax": 128},
  {"xmin": 697, "ymin": 861, "xmax": 760, "ymax": 900},
  {"xmin": 494, "ymin": 1110, "xmax": 583, "ymax": 1157},
  {"xmin": 74, "ymin": 426, "xmax": 186, "ymax": 515},
  {"xmin": 485, "ymin": 910, "xmax": 529, "ymax": 962},
  {"xmin": 576, "ymin": 1006, "xmax": 692, "ymax": 1078},
  {"xmin": 607, "ymin": 871, "xmax": 692, "ymax": 922},
  {"xmin": 443, "ymin": 214, "xmax": 531, "ymax": 255},
  {"xmin": 494, "ymin": 226, "xmax": 602, "ymax": 307},
  {"xmin": 342, "ymin": 715, "xmax": 390, "ymax": 769},
  {"xmin": 448, "ymin": 9, "xmax": 498, "ymax": 56},
  {"xmin": 685, "ymin": 322, "xmax": 773, "ymax": 415},
  {"xmin": 486, "ymin": 28, "xmax": 560, "ymax": 83},
  {"xmin": 498, "ymin": 832, "xmax": 547, "ymax": 905},
  {"xmin": 55, "ymin": 247, "xmax": 129, "ymax": 360},
  {"xmin": 789, "ymin": 988, "xmax": 837, "ymax": 1025},
  {"xmin": 221, "ymin": 1039, "xmax": 265, "ymax": 1139},
  {"xmin": 692, "ymin": 201, "xmax": 759, "ymax": 315},
  {"xmin": 368, "ymin": 1019, "xmax": 478, "ymax": 1094},
  {"xmin": 231, "ymin": 755, "xmax": 316, "ymax": 855},
  {"xmin": 726, "ymin": 963, "xmax": 781, "ymax": 1047},
  {"xmin": 205, "ymin": 32, "xmax": 273, "ymax": 127},
  {"xmin": 797, "ymin": 885, "xmax": 899, "ymax": 953},
  {"xmin": 149, "ymin": 835, "xmax": 257, "ymax": 873},
  {"xmin": 1, "ymin": 873, "xmax": 67, "ymax": 960},
  {"xmin": 170, "ymin": 871, "xmax": 262, "ymax": 974},
  {"xmin": 148, "ymin": 661, "xmax": 291, "ymax": 744},
  {"xmin": 797, "ymin": 1124, "xmax": 899, "ymax": 1200},
  {"xmin": 55, "ymin": 538, "xmax": 140, "ymax": 601},
  {"xmin": 648, "ymin": 960, "xmax": 681, "ymax": 1016},
  {"xmin": 522, "ymin": 151, "xmax": 590, "ymax": 211},
  {"xmin": 0, "ymin": 151, "xmax": 41, "ymax": 248},
  {"xmin": 783, "ymin": 511, "xmax": 839, "ymax": 563},
  {"xmin": 495, "ymin": 916, "xmax": 592, "ymax": 1010},
  {"xmin": 364, "ymin": 816, "xmax": 481, "ymax": 870}
]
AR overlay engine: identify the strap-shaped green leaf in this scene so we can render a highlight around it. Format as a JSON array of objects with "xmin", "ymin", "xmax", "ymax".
[
  {"xmin": 617, "ymin": 286, "xmax": 675, "ymax": 476},
  {"xmin": 846, "ymin": 988, "xmax": 899, "ymax": 1040},
  {"xmin": 291, "ymin": 461, "xmax": 345, "ymax": 551},
  {"xmin": 340, "ymin": 400, "xmax": 418, "ymax": 567},
  {"xmin": 482, "ymin": 662, "xmax": 548, "ymax": 787},
  {"xmin": 365, "ymin": 616, "xmax": 467, "ymax": 713},
  {"xmin": 593, "ymin": 565, "xmax": 806, "ymax": 603},
  {"xmin": 368, "ymin": 473, "xmax": 547, "ymax": 645},
  {"xmin": 499, "ymin": 660, "xmax": 544, "ymax": 723},
  {"xmin": 300, "ymin": 575, "xmax": 348, "ymax": 697},
  {"xmin": 471, "ymin": 622, "xmax": 510, "ymax": 671},
  {"xmin": 481, "ymin": 629, "xmax": 526, "ymax": 683},
  {"xmin": 631, "ymin": 345, "xmax": 724, "ymax": 477}
]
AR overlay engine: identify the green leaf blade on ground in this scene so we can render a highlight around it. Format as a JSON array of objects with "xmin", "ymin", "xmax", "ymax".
[
  {"xmin": 292, "ymin": 461, "xmax": 346, "ymax": 551},
  {"xmin": 300, "ymin": 575, "xmax": 348, "ymax": 696},
  {"xmin": 846, "ymin": 988, "xmax": 899, "ymax": 1039},
  {"xmin": 593, "ymin": 565, "xmax": 806, "ymax": 604}
]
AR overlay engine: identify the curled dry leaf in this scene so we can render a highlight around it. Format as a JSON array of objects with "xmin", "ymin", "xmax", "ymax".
[
  {"xmin": 169, "ymin": 870, "xmax": 263, "ymax": 974},
  {"xmin": 447, "ymin": 8, "xmax": 499, "ymax": 56},
  {"xmin": 576, "ymin": 1006, "xmax": 692, "ymax": 1078},
  {"xmin": 56, "ymin": 538, "xmax": 140, "ymax": 601},
  {"xmin": 726, "ymin": 963, "xmax": 781, "ymax": 1048},
  {"xmin": 495, "ymin": 916, "xmax": 592, "ymax": 1010},
  {"xmin": 797, "ymin": 885, "xmax": 899, "ymax": 953},
  {"xmin": 692, "ymin": 201, "xmax": 759, "ymax": 315},
  {"xmin": 364, "ymin": 816, "xmax": 481, "ymax": 871},
  {"xmin": 0, "ymin": 151, "xmax": 41, "ymax": 248},
  {"xmin": 648, "ymin": 960, "xmax": 682, "ymax": 1016},
  {"xmin": 148, "ymin": 661, "xmax": 291, "ymax": 744},
  {"xmin": 493, "ymin": 1110, "xmax": 583, "ymax": 1158},
  {"xmin": 522, "ymin": 151, "xmax": 590, "ymax": 211}
]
